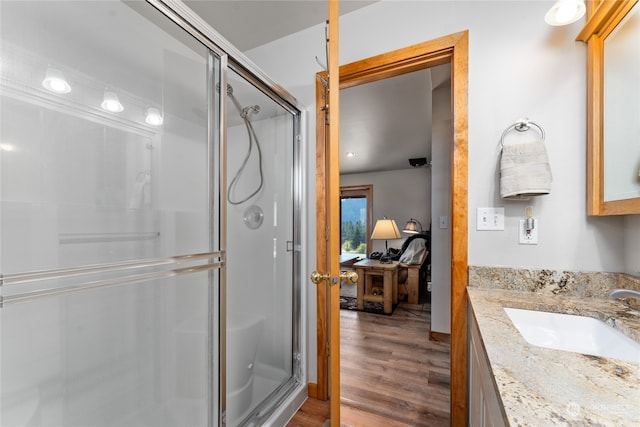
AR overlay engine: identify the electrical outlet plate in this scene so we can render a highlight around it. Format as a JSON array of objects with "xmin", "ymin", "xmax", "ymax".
[
  {"xmin": 518, "ymin": 219, "xmax": 538, "ymax": 244},
  {"xmin": 476, "ymin": 207, "xmax": 505, "ymax": 230}
]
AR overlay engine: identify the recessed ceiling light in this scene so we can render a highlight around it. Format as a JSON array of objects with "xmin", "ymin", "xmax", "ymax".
[{"xmin": 346, "ymin": 152, "xmax": 355, "ymax": 158}]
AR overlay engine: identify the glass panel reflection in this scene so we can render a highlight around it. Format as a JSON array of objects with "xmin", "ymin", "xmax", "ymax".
[
  {"xmin": 0, "ymin": 2, "xmax": 220, "ymax": 426},
  {"xmin": 224, "ymin": 71, "xmax": 296, "ymax": 425}
]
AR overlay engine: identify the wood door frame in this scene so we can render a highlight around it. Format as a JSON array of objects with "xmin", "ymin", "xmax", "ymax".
[{"xmin": 314, "ymin": 31, "xmax": 469, "ymax": 425}]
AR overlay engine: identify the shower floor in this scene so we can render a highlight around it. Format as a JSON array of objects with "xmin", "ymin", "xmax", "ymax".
[
  {"xmin": 104, "ymin": 369, "xmax": 288, "ymax": 426},
  {"xmin": 230, "ymin": 368, "xmax": 288, "ymax": 426}
]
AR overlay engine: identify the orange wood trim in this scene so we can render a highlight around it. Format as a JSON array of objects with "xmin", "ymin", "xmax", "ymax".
[
  {"xmin": 586, "ymin": 0, "xmax": 601, "ymax": 19},
  {"xmin": 315, "ymin": 71, "xmax": 329, "ymax": 400},
  {"xmin": 577, "ymin": 0, "xmax": 637, "ymax": 41},
  {"xmin": 450, "ymin": 30, "xmax": 469, "ymax": 427},
  {"xmin": 339, "ymin": 32, "xmax": 467, "ymax": 89},
  {"xmin": 579, "ymin": 0, "xmax": 640, "ymax": 215},
  {"xmin": 586, "ymin": 37, "xmax": 603, "ymax": 215},
  {"xmin": 308, "ymin": 382, "xmax": 318, "ymax": 399},
  {"xmin": 429, "ymin": 331, "xmax": 451, "ymax": 344},
  {"xmin": 315, "ymin": 29, "xmax": 469, "ymax": 425},
  {"xmin": 327, "ymin": 1, "xmax": 341, "ymax": 425},
  {"xmin": 598, "ymin": 195, "xmax": 640, "ymax": 215}
]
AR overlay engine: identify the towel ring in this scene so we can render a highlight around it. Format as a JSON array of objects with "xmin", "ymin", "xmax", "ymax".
[{"xmin": 500, "ymin": 118, "xmax": 545, "ymax": 147}]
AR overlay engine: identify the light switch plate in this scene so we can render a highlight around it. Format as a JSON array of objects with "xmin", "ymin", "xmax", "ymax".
[{"xmin": 476, "ymin": 207, "xmax": 505, "ymax": 230}]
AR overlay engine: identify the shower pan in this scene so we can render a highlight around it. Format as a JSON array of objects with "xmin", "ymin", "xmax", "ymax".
[{"xmin": 0, "ymin": 1, "xmax": 305, "ymax": 426}]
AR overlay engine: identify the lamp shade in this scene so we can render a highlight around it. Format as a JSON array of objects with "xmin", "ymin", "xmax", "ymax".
[
  {"xmin": 403, "ymin": 218, "xmax": 423, "ymax": 234},
  {"xmin": 371, "ymin": 218, "xmax": 401, "ymax": 240}
]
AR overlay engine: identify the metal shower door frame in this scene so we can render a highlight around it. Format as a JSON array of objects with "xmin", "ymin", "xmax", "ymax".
[{"xmin": 145, "ymin": 1, "xmax": 305, "ymax": 425}]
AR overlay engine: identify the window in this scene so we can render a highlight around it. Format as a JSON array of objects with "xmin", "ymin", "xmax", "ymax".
[{"xmin": 340, "ymin": 185, "xmax": 372, "ymax": 255}]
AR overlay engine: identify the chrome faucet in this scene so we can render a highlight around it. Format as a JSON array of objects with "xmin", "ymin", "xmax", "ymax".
[{"xmin": 609, "ymin": 289, "xmax": 640, "ymax": 299}]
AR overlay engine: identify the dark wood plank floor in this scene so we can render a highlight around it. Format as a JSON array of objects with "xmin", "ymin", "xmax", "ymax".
[{"xmin": 287, "ymin": 302, "xmax": 451, "ymax": 426}]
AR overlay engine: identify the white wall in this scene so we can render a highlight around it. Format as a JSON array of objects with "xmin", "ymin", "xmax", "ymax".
[
  {"xmin": 625, "ymin": 215, "xmax": 640, "ymax": 276},
  {"xmin": 246, "ymin": 0, "xmax": 636, "ymax": 382},
  {"xmin": 340, "ymin": 168, "xmax": 431, "ymax": 254},
  {"xmin": 226, "ymin": 115, "xmax": 295, "ymax": 371},
  {"xmin": 430, "ymin": 84, "xmax": 452, "ymax": 334}
]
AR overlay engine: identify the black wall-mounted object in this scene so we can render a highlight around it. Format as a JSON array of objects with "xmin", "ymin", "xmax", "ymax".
[{"xmin": 409, "ymin": 157, "xmax": 428, "ymax": 167}]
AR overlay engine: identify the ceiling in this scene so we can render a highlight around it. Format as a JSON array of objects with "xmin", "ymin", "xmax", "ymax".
[
  {"xmin": 184, "ymin": 1, "xmax": 379, "ymax": 51},
  {"xmin": 185, "ymin": 0, "xmax": 451, "ymax": 175},
  {"xmin": 2, "ymin": 0, "xmax": 450, "ymax": 176}
]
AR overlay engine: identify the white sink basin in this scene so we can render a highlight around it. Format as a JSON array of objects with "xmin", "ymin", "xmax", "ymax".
[{"xmin": 504, "ymin": 307, "xmax": 640, "ymax": 363}]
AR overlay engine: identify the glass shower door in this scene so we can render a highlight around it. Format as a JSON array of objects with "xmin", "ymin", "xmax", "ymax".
[
  {"xmin": 224, "ymin": 71, "xmax": 300, "ymax": 426},
  {"xmin": 1, "ymin": 1, "xmax": 222, "ymax": 426}
]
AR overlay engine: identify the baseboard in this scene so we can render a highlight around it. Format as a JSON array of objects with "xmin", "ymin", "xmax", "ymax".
[
  {"xmin": 308, "ymin": 382, "xmax": 318, "ymax": 399},
  {"xmin": 429, "ymin": 331, "xmax": 451, "ymax": 343}
]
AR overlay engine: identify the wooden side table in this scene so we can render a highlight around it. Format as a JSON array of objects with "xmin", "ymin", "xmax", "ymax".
[
  {"xmin": 353, "ymin": 259, "xmax": 399, "ymax": 314},
  {"xmin": 399, "ymin": 250, "xmax": 429, "ymax": 304}
]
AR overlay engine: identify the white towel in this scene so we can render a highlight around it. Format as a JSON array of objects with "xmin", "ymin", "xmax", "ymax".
[
  {"xmin": 399, "ymin": 238, "xmax": 426, "ymax": 264},
  {"xmin": 500, "ymin": 140, "xmax": 552, "ymax": 199}
]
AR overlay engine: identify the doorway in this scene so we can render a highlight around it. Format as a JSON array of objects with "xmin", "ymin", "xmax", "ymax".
[
  {"xmin": 315, "ymin": 31, "xmax": 469, "ymax": 425},
  {"xmin": 337, "ymin": 65, "xmax": 448, "ymax": 424}
]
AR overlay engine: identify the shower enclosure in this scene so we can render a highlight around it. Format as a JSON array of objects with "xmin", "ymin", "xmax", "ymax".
[{"xmin": 0, "ymin": 1, "xmax": 304, "ymax": 426}]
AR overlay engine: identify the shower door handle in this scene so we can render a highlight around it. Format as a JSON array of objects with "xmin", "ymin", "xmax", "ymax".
[{"xmin": 310, "ymin": 270, "xmax": 358, "ymax": 285}]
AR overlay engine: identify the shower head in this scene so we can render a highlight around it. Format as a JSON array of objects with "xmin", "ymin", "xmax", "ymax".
[
  {"xmin": 215, "ymin": 83, "xmax": 260, "ymax": 119},
  {"xmin": 242, "ymin": 105, "xmax": 260, "ymax": 117},
  {"xmin": 215, "ymin": 82, "xmax": 234, "ymax": 96}
]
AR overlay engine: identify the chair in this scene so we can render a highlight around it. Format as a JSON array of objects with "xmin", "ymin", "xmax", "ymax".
[{"xmin": 394, "ymin": 232, "xmax": 430, "ymax": 303}]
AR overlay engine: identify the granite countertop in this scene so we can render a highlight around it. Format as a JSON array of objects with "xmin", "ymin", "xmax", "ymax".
[{"xmin": 467, "ymin": 287, "xmax": 640, "ymax": 426}]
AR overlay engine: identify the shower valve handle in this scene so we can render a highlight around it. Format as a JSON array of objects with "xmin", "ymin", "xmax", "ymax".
[{"xmin": 310, "ymin": 270, "xmax": 358, "ymax": 285}]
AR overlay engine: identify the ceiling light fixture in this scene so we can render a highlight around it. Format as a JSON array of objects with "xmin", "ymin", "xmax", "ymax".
[
  {"xmin": 101, "ymin": 90, "xmax": 124, "ymax": 113},
  {"xmin": 145, "ymin": 107, "xmax": 163, "ymax": 126},
  {"xmin": 346, "ymin": 151, "xmax": 355, "ymax": 158},
  {"xmin": 545, "ymin": 0, "xmax": 586, "ymax": 26},
  {"xmin": 42, "ymin": 67, "xmax": 71, "ymax": 94}
]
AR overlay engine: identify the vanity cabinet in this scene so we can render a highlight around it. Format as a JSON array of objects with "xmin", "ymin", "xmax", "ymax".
[{"xmin": 468, "ymin": 307, "xmax": 507, "ymax": 427}]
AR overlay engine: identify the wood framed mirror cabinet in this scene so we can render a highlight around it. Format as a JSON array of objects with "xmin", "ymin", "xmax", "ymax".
[{"xmin": 577, "ymin": 0, "xmax": 640, "ymax": 215}]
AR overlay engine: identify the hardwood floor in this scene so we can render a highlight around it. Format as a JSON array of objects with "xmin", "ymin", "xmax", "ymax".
[{"xmin": 287, "ymin": 302, "xmax": 451, "ymax": 426}]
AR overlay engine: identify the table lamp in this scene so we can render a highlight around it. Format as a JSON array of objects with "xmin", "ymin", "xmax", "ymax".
[
  {"xmin": 403, "ymin": 218, "xmax": 423, "ymax": 234},
  {"xmin": 371, "ymin": 217, "xmax": 401, "ymax": 262}
]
